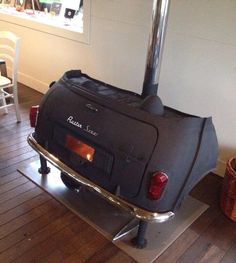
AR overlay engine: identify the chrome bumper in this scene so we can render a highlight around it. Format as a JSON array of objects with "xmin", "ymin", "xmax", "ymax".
[{"xmin": 27, "ymin": 133, "xmax": 175, "ymax": 222}]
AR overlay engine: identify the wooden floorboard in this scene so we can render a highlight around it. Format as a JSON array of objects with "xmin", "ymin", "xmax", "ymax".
[
  {"xmin": 0, "ymin": 212, "xmax": 75, "ymax": 262},
  {"xmin": 0, "ymin": 181, "xmax": 37, "ymax": 204},
  {"xmin": 0, "ymin": 82, "xmax": 235, "ymax": 262},
  {"xmin": 220, "ymin": 242, "xmax": 236, "ymax": 263},
  {"xmin": 0, "ymin": 156, "xmax": 38, "ymax": 178},
  {"xmin": 0, "ymin": 192, "xmax": 50, "ymax": 225},
  {"xmin": 0, "ymin": 187, "xmax": 43, "ymax": 214},
  {"xmin": 0, "ymin": 176, "xmax": 29, "ymax": 194},
  {"xmin": 0, "ymin": 200, "xmax": 67, "ymax": 253},
  {"xmin": 0, "ymin": 171, "xmax": 21, "ymax": 185},
  {"xmin": 0, "ymin": 140, "xmax": 30, "ymax": 156}
]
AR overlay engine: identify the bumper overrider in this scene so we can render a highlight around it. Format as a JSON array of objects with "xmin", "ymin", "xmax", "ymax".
[{"xmin": 27, "ymin": 133, "xmax": 175, "ymax": 223}]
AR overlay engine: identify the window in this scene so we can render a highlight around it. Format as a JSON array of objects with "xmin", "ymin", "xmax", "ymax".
[{"xmin": 0, "ymin": 0, "xmax": 90, "ymax": 43}]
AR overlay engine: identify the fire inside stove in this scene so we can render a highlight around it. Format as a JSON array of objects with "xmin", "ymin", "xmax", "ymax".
[{"xmin": 65, "ymin": 134, "xmax": 95, "ymax": 162}]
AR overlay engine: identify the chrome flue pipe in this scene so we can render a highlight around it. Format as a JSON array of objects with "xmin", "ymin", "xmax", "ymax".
[{"xmin": 142, "ymin": 0, "xmax": 170, "ymax": 98}]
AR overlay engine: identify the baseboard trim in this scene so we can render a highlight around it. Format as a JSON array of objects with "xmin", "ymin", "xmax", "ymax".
[
  {"xmin": 18, "ymin": 71, "xmax": 48, "ymax": 94},
  {"xmin": 215, "ymin": 159, "xmax": 226, "ymax": 177}
]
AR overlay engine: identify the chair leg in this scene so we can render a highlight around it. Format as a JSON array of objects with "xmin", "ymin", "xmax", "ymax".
[
  {"xmin": 13, "ymin": 84, "xmax": 21, "ymax": 122},
  {"xmin": 0, "ymin": 91, "xmax": 8, "ymax": 114}
]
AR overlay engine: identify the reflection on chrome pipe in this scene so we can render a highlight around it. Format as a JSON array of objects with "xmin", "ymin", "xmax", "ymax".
[{"xmin": 142, "ymin": 0, "xmax": 170, "ymax": 98}]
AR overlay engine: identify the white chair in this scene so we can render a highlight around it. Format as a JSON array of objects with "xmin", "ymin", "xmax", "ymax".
[{"xmin": 0, "ymin": 31, "xmax": 21, "ymax": 122}]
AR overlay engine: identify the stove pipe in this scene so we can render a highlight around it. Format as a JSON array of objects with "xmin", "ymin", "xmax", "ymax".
[{"xmin": 142, "ymin": 0, "xmax": 170, "ymax": 98}]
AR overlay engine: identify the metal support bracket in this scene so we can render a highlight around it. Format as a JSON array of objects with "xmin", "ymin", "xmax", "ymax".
[{"xmin": 113, "ymin": 218, "xmax": 139, "ymax": 242}]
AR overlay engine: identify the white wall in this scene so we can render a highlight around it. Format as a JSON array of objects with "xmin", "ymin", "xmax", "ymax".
[
  {"xmin": 0, "ymin": 0, "xmax": 235, "ymax": 175},
  {"xmin": 159, "ymin": 0, "xmax": 236, "ymax": 175}
]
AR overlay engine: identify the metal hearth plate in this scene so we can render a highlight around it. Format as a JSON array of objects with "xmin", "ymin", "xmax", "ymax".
[{"xmin": 18, "ymin": 160, "xmax": 209, "ymax": 263}]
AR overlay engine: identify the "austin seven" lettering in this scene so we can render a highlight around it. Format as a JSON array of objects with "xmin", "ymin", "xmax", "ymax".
[{"xmin": 67, "ymin": 116, "xmax": 99, "ymax": 137}]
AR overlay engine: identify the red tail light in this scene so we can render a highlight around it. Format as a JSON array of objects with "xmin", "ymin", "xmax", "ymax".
[
  {"xmin": 148, "ymin": 171, "xmax": 168, "ymax": 200},
  {"xmin": 30, "ymin": 105, "xmax": 39, "ymax": 127}
]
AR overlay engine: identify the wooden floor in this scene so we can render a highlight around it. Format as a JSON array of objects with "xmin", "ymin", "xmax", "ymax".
[{"xmin": 0, "ymin": 83, "xmax": 235, "ymax": 263}]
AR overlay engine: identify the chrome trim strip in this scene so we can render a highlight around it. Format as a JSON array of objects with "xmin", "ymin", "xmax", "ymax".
[{"xmin": 27, "ymin": 133, "xmax": 175, "ymax": 222}]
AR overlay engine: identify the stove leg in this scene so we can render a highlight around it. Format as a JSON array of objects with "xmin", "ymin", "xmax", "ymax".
[
  {"xmin": 38, "ymin": 155, "xmax": 50, "ymax": 174},
  {"xmin": 132, "ymin": 220, "xmax": 148, "ymax": 249}
]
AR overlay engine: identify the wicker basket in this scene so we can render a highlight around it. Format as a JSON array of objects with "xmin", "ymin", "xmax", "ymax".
[{"xmin": 220, "ymin": 157, "xmax": 236, "ymax": 222}]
